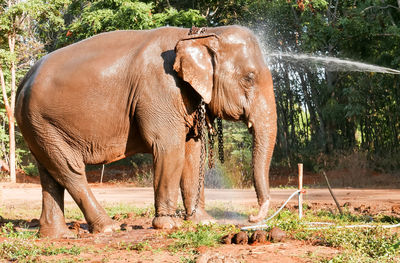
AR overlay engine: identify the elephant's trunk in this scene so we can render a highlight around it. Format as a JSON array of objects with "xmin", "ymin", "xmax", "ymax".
[{"xmin": 248, "ymin": 72, "xmax": 277, "ymax": 223}]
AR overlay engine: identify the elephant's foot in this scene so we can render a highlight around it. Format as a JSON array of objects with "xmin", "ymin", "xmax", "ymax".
[
  {"xmin": 152, "ymin": 216, "xmax": 182, "ymax": 229},
  {"xmin": 89, "ymin": 217, "xmax": 120, "ymax": 234},
  {"xmin": 39, "ymin": 224, "xmax": 75, "ymax": 239},
  {"xmin": 248, "ymin": 200, "xmax": 270, "ymax": 223},
  {"xmin": 186, "ymin": 208, "xmax": 215, "ymax": 224}
]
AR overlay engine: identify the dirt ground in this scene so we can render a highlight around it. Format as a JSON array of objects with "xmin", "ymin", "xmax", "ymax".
[
  {"xmin": 2, "ymin": 183, "xmax": 400, "ymax": 213},
  {"xmin": 1, "ymin": 182, "xmax": 400, "ymax": 262}
]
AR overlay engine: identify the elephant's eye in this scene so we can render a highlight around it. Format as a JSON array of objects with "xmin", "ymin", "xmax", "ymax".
[{"xmin": 243, "ymin": 72, "xmax": 255, "ymax": 85}]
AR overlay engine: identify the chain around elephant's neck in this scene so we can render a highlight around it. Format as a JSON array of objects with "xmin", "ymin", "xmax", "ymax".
[
  {"xmin": 187, "ymin": 27, "xmax": 225, "ymax": 218},
  {"xmin": 188, "ymin": 26, "xmax": 207, "ymax": 35},
  {"xmin": 187, "ymin": 26, "xmax": 224, "ymax": 165},
  {"xmin": 156, "ymin": 27, "xmax": 225, "ymax": 219}
]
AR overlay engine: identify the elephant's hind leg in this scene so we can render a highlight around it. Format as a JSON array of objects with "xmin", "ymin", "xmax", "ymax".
[
  {"xmin": 38, "ymin": 164, "xmax": 74, "ymax": 238},
  {"xmin": 65, "ymin": 172, "xmax": 120, "ymax": 234},
  {"xmin": 34, "ymin": 133, "xmax": 119, "ymax": 235},
  {"xmin": 51, "ymin": 155, "xmax": 119, "ymax": 234}
]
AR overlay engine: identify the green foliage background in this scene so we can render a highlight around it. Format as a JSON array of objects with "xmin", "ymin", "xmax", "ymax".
[{"xmin": 1, "ymin": 0, "xmax": 399, "ymax": 186}]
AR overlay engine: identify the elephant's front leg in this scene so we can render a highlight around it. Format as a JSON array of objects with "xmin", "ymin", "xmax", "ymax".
[
  {"xmin": 152, "ymin": 145, "xmax": 185, "ymax": 229},
  {"xmin": 180, "ymin": 138, "xmax": 214, "ymax": 223}
]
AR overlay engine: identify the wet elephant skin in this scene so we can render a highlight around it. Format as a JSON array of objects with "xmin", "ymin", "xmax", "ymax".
[{"xmin": 15, "ymin": 26, "xmax": 277, "ymax": 238}]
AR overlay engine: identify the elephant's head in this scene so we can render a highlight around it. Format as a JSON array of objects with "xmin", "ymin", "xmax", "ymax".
[{"xmin": 174, "ymin": 26, "xmax": 277, "ymax": 222}]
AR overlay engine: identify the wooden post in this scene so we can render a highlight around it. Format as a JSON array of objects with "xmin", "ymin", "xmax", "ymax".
[
  {"xmin": 298, "ymin": 163, "xmax": 303, "ymax": 219},
  {"xmin": 100, "ymin": 164, "xmax": 105, "ymax": 184}
]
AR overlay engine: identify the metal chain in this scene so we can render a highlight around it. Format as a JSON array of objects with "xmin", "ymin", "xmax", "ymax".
[
  {"xmin": 155, "ymin": 211, "xmax": 184, "ymax": 218},
  {"xmin": 186, "ymin": 100, "xmax": 206, "ymax": 218},
  {"xmin": 188, "ymin": 26, "xmax": 207, "ymax": 35},
  {"xmin": 155, "ymin": 101, "xmax": 206, "ymax": 219},
  {"xmin": 157, "ymin": 27, "xmax": 208, "ymax": 219},
  {"xmin": 208, "ymin": 127, "xmax": 216, "ymax": 169},
  {"xmin": 217, "ymin": 118, "xmax": 224, "ymax": 163},
  {"xmin": 186, "ymin": 26, "xmax": 207, "ymax": 218}
]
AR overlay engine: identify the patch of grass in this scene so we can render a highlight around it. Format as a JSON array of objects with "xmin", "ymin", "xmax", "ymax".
[
  {"xmin": 65, "ymin": 206, "xmax": 84, "ymax": 221},
  {"xmin": 262, "ymin": 208, "xmax": 400, "ymax": 262},
  {"xmin": 0, "ymin": 239, "xmax": 82, "ymax": 262},
  {"xmin": 64, "ymin": 203, "xmax": 155, "ymax": 221},
  {"xmin": 0, "ymin": 205, "xmax": 41, "ymax": 220},
  {"xmin": 180, "ymin": 255, "xmax": 197, "ymax": 263},
  {"xmin": 104, "ymin": 203, "xmax": 154, "ymax": 219},
  {"xmin": 374, "ymin": 214, "xmax": 400, "ymax": 224},
  {"xmin": 1, "ymin": 222, "xmax": 37, "ymax": 239},
  {"xmin": 0, "ymin": 222, "xmax": 84, "ymax": 262},
  {"xmin": 315, "ymin": 228, "xmax": 400, "ymax": 263},
  {"xmin": 118, "ymin": 240, "xmax": 152, "ymax": 252},
  {"xmin": 167, "ymin": 222, "xmax": 238, "ymax": 253},
  {"xmin": 42, "ymin": 245, "xmax": 82, "ymax": 256}
]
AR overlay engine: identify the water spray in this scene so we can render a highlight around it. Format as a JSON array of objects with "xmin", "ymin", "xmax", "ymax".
[{"xmin": 267, "ymin": 52, "xmax": 400, "ymax": 74}]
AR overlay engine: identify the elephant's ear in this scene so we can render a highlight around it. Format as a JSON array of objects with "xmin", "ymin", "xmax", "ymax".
[{"xmin": 173, "ymin": 34, "xmax": 219, "ymax": 104}]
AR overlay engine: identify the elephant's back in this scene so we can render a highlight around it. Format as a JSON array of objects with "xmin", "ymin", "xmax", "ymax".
[{"xmin": 15, "ymin": 27, "xmax": 189, "ymax": 140}]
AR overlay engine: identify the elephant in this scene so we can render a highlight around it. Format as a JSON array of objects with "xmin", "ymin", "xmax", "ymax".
[{"xmin": 15, "ymin": 25, "xmax": 277, "ymax": 238}]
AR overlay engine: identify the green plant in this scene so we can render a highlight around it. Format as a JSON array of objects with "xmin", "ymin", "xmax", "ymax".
[
  {"xmin": 104, "ymin": 204, "xmax": 154, "ymax": 219},
  {"xmin": 263, "ymin": 208, "xmax": 400, "ymax": 262},
  {"xmin": 22, "ymin": 162, "xmax": 38, "ymax": 176},
  {"xmin": 0, "ymin": 239, "xmax": 82, "ymax": 262},
  {"xmin": 180, "ymin": 255, "xmax": 197, "ymax": 263},
  {"xmin": 118, "ymin": 240, "xmax": 152, "ymax": 252},
  {"xmin": 65, "ymin": 206, "xmax": 84, "ymax": 221},
  {"xmin": 0, "ymin": 222, "xmax": 37, "ymax": 239},
  {"xmin": 168, "ymin": 222, "xmax": 237, "ymax": 253},
  {"xmin": 315, "ymin": 228, "xmax": 400, "ymax": 262}
]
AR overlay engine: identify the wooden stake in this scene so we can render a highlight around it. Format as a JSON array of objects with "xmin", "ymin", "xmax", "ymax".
[
  {"xmin": 298, "ymin": 163, "xmax": 303, "ymax": 219},
  {"xmin": 323, "ymin": 171, "xmax": 343, "ymax": 215}
]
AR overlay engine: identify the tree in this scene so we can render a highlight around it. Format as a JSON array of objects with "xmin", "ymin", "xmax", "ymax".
[
  {"xmin": 242, "ymin": 0, "xmax": 400, "ymax": 171},
  {"xmin": 150, "ymin": 0, "xmax": 254, "ymax": 25},
  {"xmin": 0, "ymin": 0, "xmax": 68, "ymax": 182},
  {"xmin": 39, "ymin": 0, "xmax": 207, "ymax": 51}
]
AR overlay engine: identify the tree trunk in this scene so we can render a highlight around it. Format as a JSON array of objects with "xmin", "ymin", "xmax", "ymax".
[
  {"xmin": 9, "ymin": 32, "xmax": 16, "ymax": 183},
  {"xmin": 0, "ymin": 10, "xmax": 17, "ymax": 182},
  {"xmin": 8, "ymin": 114, "xmax": 16, "ymax": 182},
  {"xmin": 0, "ymin": 67, "xmax": 16, "ymax": 182}
]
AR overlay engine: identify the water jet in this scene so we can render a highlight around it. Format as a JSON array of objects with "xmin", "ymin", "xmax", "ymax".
[{"xmin": 267, "ymin": 52, "xmax": 400, "ymax": 74}]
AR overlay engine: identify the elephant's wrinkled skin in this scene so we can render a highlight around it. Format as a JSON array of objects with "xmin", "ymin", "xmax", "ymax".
[{"xmin": 15, "ymin": 26, "xmax": 277, "ymax": 238}]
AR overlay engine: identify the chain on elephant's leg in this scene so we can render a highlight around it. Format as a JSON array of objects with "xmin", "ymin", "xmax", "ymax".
[{"xmin": 180, "ymin": 137, "xmax": 214, "ymax": 224}]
